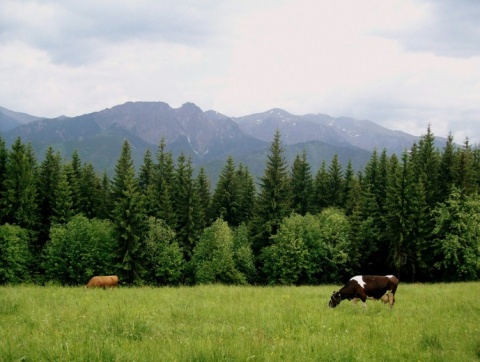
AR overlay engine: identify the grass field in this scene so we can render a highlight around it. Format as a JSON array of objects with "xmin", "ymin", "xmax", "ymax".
[{"xmin": 0, "ymin": 283, "xmax": 479, "ymax": 361}]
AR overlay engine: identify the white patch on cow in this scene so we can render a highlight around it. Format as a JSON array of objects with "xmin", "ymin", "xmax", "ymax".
[
  {"xmin": 350, "ymin": 275, "xmax": 366, "ymax": 288},
  {"xmin": 386, "ymin": 274, "xmax": 394, "ymax": 278}
]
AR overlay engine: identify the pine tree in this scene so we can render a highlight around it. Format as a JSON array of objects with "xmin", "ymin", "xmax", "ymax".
[
  {"xmin": 438, "ymin": 132, "xmax": 456, "ymax": 201},
  {"xmin": 138, "ymin": 148, "xmax": 154, "ymax": 193},
  {"xmin": 209, "ymin": 156, "xmax": 240, "ymax": 226},
  {"xmin": 290, "ymin": 151, "xmax": 314, "ymax": 215},
  {"xmin": 236, "ymin": 164, "xmax": 256, "ymax": 225},
  {"xmin": 454, "ymin": 139, "xmax": 476, "ymax": 195},
  {"xmin": 111, "ymin": 140, "xmax": 146, "ymax": 284},
  {"xmin": 78, "ymin": 163, "xmax": 102, "ymax": 219},
  {"xmin": 251, "ymin": 130, "xmax": 291, "ymax": 258},
  {"xmin": 313, "ymin": 161, "xmax": 328, "ymax": 213},
  {"xmin": 37, "ymin": 147, "xmax": 62, "ymax": 245},
  {"xmin": 1, "ymin": 138, "xmax": 39, "ymax": 240},
  {"xmin": 66, "ymin": 150, "xmax": 82, "ymax": 215},
  {"xmin": 151, "ymin": 139, "xmax": 176, "ymax": 228},
  {"xmin": 195, "ymin": 167, "xmax": 211, "ymax": 231},
  {"xmin": 325, "ymin": 154, "xmax": 344, "ymax": 208},
  {"xmin": 174, "ymin": 153, "xmax": 202, "ymax": 261},
  {"xmin": 51, "ymin": 168, "xmax": 74, "ymax": 225},
  {"xmin": 97, "ymin": 171, "xmax": 112, "ymax": 220}
]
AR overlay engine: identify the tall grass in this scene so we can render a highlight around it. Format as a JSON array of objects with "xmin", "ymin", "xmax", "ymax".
[{"xmin": 0, "ymin": 283, "xmax": 479, "ymax": 361}]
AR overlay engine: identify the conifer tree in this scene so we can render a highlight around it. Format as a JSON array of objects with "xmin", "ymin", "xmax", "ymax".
[
  {"xmin": 210, "ymin": 156, "xmax": 240, "ymax": 226},
  {"xmin": 325, "ymin": 154, "xmax": 344, "ymax": 208},
  {"xmin": 111, "ymin": 140, "xmax": 146, "ymax": 284},
  {"xmin": 174, "ymin": 153, "xmax": 202, "ymax": 261},
  {"xmin": 0, "ymin": 137, "xmax": 8, "ymax": 209},
  {"xmin": 151, "ymin": 139, "xmax": 176, "ymax": 228},
  {"xmin": 313, "ymin": 160, "xmax": 328, "ymax": 213},
  {"xmin": 78, "ymin": 163, "xmax": 102, "ymax": 219},
  {"xmin": 290, "ymin": 151, "xmax": 314, "ymax": 215},
  {"xmin": 251, "ymin": 130, "xmax": 291, "ymax": 257},
  {"xmin": 1, "ymin": 138, "xmax": 39, "ymax": 241},
  {"xmin": 196, "ymin": 167, "xmax": 211, "ymax": 231},
  {"xmin": 438, "ymin": 132, "xmax": 456, "ymax": 201},
  {"xmin": 66, "ymin": 150, "xmax": 82, "ymax": 215},
  {"xmin": 97, "ymin": 170, "xmax": 112, "ymax": 220},
  {"xmin": 236, "ymin": 164, "xmax": 256, "ymax": 225},
  {"xmin": 37, "ymin": 147, "xmax": 62, "ymax": 245},
  {"xmin": 454, "ymin": 139, "xmax": 476, "ymax": 195},
  {"xmin": 138, "ymin": 148, "xmax": 154, "ymax": 193},
  {"xmin": 51, "ymin": 169, "xmax": 74, "ymax": 225}
]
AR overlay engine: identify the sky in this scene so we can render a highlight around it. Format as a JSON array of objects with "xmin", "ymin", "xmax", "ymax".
[{"xmin": 1, "ymin": 0, "xmax": 480, "ymax": 143}]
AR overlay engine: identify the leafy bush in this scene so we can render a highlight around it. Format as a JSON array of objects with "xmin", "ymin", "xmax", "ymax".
[
  {"xmin": 191, "ymin": 219, "xmax": 246, "ymax": 285},
  {"xmin": 42, "ymin": 215, "xmax": 116, "ymax": 285},
  {"xmin": 0, "ymin": 224, "xmax": 32, "ymax": 284}
]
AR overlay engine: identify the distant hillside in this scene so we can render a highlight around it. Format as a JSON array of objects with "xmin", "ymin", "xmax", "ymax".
[
  {"xmin": 0, "ymin": 101, "xmax": 440, "ymax": 185},
  {"xmin": 0, "ymin": 106, "xmax": 42, "ymax": 132},
  {"xmin": 234, "ymin": 108, "xmax": 424, "ymax": 155}
]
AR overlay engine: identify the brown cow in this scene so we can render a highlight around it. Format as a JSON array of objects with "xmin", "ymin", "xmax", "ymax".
[{"xmin": 85, "ymin": 275, "xmax": 119, "ymax": 289}]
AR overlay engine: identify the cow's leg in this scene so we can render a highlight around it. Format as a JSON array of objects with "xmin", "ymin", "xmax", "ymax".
[
  {"xmin": 351, "ymin": 298, "xmax": 360, "ymax": 306},
  {"xmin": 388, "ymin": 292, "xmax": 395, "ymax": 308}
]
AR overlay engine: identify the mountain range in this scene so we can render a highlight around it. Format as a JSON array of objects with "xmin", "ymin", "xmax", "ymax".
[{"xmin": 0, "ymin": 102, "xmax": 438, "ymax": 184}]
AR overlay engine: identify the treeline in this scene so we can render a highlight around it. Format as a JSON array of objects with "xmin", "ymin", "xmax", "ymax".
[{"xmin": 0, "ymin": 127, "xmax": 479, "ymax": 286}]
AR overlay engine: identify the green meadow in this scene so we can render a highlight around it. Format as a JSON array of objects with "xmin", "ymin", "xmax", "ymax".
[{"xmin": 0, "ymin": 283, "xmax": 479, "ymax": 361}]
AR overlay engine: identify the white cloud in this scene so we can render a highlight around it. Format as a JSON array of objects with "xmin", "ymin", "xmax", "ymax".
[{"xmin": 1, "ymin": 0, "xmax": 480, "ymax": 144}]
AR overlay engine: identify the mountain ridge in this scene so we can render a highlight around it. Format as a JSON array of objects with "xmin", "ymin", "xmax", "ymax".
[{"xmin": 0, "ymin": 101, "xmax": 439, "ymax": 183}]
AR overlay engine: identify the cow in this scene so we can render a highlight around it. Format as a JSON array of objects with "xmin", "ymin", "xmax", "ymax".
[
  {"xmin": 328, "ymin": 275, "xmax": 399, "ymax": 309},
  {"xmin": 85, "ymin": 275, "xmax": 119, "ymax": 289}
]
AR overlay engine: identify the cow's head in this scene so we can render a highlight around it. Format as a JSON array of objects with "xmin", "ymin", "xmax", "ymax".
[{"xmin": 329, "ymin": 291, "xmax": 341, "ymax": 308}]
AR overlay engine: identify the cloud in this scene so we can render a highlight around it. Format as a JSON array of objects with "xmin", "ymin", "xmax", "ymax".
[
  {"xmin": 0, "ymin": 0, "xmax": 224, "ymax": 65},
  {"xmin": 383, "ymin": 0, "xmax": 480, "ymax": 58},
  {"xmin": 1, "ymin": 0, "xmax": 480, "ymax": 144}
]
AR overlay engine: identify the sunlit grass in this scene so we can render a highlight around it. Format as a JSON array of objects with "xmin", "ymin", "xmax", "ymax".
[{"xmin": 0, "ymin": 283, "xmax": 479, "ymax": 361}]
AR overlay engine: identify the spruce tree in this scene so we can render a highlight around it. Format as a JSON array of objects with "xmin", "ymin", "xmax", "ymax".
[
  {"xmin": 290, "ymin": 151, "xmax": 313, "ymax": 215},
  {"xmin": 313, "ymin": 160, "xmax": 328, "ymax": 213},
  {"xmin": 438, "ymin": 132, "xmax": 456, "ymax": 201},
  {"xmin": 325, "ymin": 154, "xmax": 344, "ymax": 208},
  {"xmin": 37, "ymin": 147, "xmax": 62, "ymax": 245},
  {"xmin": 196, "ymin": 167, "xmax": 211, "ymax": 231},
  {"xmin": 51, "ymin": 169, "xmax": 74, "ymax": 225},
  {"xmin": 174, "ymin": 153, "xmax": 202, "ymax": 261},
  {"xmin": 209, "ymin": 156, "xmax": 240, "ymax": 226},
  {"xmin": 236, "ymin": 164, "xmax": 256, "ymax": 225},
  {"xmin": 111, "ymin": 140, "xmax": 146, "ymax": 284},
  {"xmin": 251, "ymin": 130, "xmax": 291, "ymax": 258},
  {"xmin": 1, "ymin": 138, "xmax": 39, "ymax": 241}
]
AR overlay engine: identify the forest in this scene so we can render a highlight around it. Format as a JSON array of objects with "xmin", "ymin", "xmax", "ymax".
[{"xmin": 0, "ymin": 126, "xmax": 479, "ymax": 286}]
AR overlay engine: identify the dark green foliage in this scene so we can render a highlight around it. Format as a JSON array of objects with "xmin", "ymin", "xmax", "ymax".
[
  {"xmin": 173, "ymin": 153, "xmax": 203, "ymax": 262},
  {"xmin": 1, "ymin": 138, "xmax": 39, "ymax": 234},
  {"xmin": 251, "ymin": 130, "xmax": 292, "ymax": 257},
  {"xmin": 0, "ymin": 128, "xmax": 479, "ymax": 285},
  {"xmin": 290, "ymin": 151, "xmax": 314, "ymax": 215},
  {"xmin": 0, "ymin": 224, "xmax": 32, "ymax": 284},
  {"xmin": 51, "ymin": 169, "xmax": 74, "ymax": 225},
  {"xmin": 111, "ymin": 140, "xmax": 146, "ymax": 284},
  {"xmin": 37, "ymin": 147, "xmax": 62, "ymax": 246},
  {"xmin": 42, "ymin": 215, "xmax": 116, "ymax": 285}
]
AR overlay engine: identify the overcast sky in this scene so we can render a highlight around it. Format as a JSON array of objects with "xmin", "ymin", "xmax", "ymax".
[{"xmin": 1, "ymin": 0, "xmax": 480, "ymax": 143}]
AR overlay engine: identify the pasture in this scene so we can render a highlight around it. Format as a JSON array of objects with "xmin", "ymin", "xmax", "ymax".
[{"xmin": 0, "ymin": 283, "xmax": 479, "ymax": 361}]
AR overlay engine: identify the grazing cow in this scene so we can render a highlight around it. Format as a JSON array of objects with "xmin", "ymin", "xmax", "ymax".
[
  {"xmin": 85, "ymin": 275, "xmax": 119, "ymax": 289},
  {"xmin": 328, "ymin": 275, "xmax": 399, "ymax": 309}
]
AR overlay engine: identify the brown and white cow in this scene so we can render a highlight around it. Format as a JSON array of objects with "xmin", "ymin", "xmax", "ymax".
[
  {"xmin": 85, "ymin": 275, "xmax": 119, "ymax": 289},
  {"xmin": 328, "ymin": 275, "xmax": 399, "ymax": 309}
]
